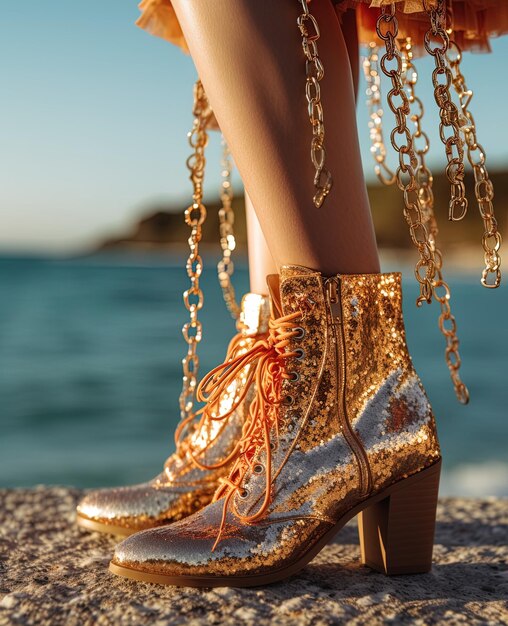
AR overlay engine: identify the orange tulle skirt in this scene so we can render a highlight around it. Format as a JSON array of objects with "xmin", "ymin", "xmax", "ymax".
[{"xmin": 136, "ymin": 0, "xmax": 508, "ymax": 54}]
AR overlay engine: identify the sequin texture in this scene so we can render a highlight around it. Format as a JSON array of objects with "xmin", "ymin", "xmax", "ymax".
[{"xmin": 111, "ymin": 266, "xmax": 441, "ymax": 580}]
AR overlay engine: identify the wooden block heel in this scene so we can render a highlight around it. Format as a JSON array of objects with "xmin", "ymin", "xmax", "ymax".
[{"xmin": 358, "ymin": 459, "xmax": 441, "ymax": 576}]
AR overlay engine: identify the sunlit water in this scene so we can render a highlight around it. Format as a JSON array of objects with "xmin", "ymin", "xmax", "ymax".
[{"xmin": 1, "ymin": 253, "xmax": 506, "ymax": 496}]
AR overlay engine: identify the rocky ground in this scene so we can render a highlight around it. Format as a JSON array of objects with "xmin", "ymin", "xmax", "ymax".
[{"xmin": 0, "ymin": 488, "xmax": 506, "ymax": 625}]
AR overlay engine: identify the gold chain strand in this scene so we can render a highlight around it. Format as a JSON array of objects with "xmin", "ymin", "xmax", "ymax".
[
  {"xmin": 402, "ymin": 37, "xmax": 469, "ymax": 404},
  {"xmin": 447, "ymin": 41, "xmax": 502, "ymax": 288},
  {"xmin": 217, "ymin": 136, "xmax": 241, "ymax": 320},
  {"xmin": 400, "ymin": 40, "xmax": 433, "ymax": 229},
  {"xmin": 180, "ymin": 79, "xmax": 213, "ymax": 425},
  {"xmin": 423, "ymin": 0, "xmax": 468, "ymax": 222},
  {"xmin": 376, "ymin": 5, "xmax": 436, "ymax": 307},
  {"xmin": 297, "ymin": 0, "xmax": 333, "ymax": 208},
  {"xmin": 400, "ymin": 38, "xmax": 431, "ymax": 220},
  {"xmin": 363, "ymin": 42, "xmax": 396, "ymax": 185}
]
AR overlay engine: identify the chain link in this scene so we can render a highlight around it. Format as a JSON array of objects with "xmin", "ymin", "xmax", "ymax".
[
  {"xmin": 446, "ymin": 40, "xmax": 502, "ymax": 288},
  {"xmin": 376, "ymin": 5, "xmax": 437, "ymax": 308},
  {"xmin": 363, "ymin": 42, "xmax": 396, "ymax": 185},
  {"xmin": 402, "ymin": 37, "xmax": 469, "ymax": 404},
  {"xmin": 217, "ymin": 136, "xmax": 241, "ymax": 319},
  {"xmin": 297, "ymin": 0, "xmax": 333, "ymax": 208},
  {"xmin": 424, "ymin": 0, "xmax": 468, "ymax": 222},
  {"xmin": 179, "ymin": 79, "xmax": 213, "ymax": 429}
]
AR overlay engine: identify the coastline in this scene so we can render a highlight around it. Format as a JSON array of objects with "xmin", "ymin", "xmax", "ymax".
[{"xmin": 0, "ymin": 245, "xmax": 492, "ymax": 274}]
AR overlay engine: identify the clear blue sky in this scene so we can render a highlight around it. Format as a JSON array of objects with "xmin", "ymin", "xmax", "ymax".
[{"xmin": 1, "ymin": 1, "xmax": 507, "ymax": 252}]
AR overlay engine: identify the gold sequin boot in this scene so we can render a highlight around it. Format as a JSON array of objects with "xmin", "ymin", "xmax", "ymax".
[
  {"xmin": 110, "ymin": 265, "xmax": 441, "ymax": 585},
  {"xmin": 76, "ymin": 293, "xmax": 269, "ymax": 536}
]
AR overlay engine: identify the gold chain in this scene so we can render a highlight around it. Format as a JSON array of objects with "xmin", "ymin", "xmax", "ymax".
[
  {"xmin": 402, "ymin": 37, "xmax": 469, "ymax": 404},
  {"xmin": 446, "ymin": 41, "xmax": 502, "ymax": 288},
  {"xmin": 297, "ymin": 0, "xmax": 333, "ymax": 208},
  {"xmin": 179, "ymin": 79, "xmax": 213, "ymax": 426},
  {"xmin": 424, "ymin": 0, "xmax": 468, "ymax": 222},
  {"xmin": 376, "ymin": 6, "xmax": 436, "ymax": 307},
  {"xmin": 217, "ymin": 136, "xmax": 241, "ymax": 319},
  {"xmin": 363, "ymin": 42, "xmax": 396, "ymax": 185}
]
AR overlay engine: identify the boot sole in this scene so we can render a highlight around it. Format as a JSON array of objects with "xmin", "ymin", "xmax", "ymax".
[
  {"xmin": 109, "ymin": 458, "xmax": 441, "ymax": 587},
  {"xmin": 76, "ymin": 514, "xmax": 136, "ymax": 537}
]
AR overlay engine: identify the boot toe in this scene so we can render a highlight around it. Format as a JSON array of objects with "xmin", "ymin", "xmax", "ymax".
[
  {"xmin": 76, "ymin": 482, "xmax": 182, "ymax": 532},
  {"xmin": 111, "ymin": 500, "xmax": 332, "ymax": 582},
  {"xmin": 111, "ymin": 500, "xmax": 224, "ymax": 579}
]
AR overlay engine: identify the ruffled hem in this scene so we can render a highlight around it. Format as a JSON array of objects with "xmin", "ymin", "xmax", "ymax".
[
  {"xmin": 349, "ymin": 1, "xmax": 508, "ymax": 53},
  {"xmin": 136, "ymin": 0, "xmax": 189, "ymax": 53},
  {"xmin": 136, "ymin": 0, "xmax": 508, "ymax": 54}
]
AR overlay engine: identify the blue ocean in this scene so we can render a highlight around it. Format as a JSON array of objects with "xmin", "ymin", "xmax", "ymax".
[{"xmin": 1, "ymin": 253, "xmax": 507, "ymax": 496}]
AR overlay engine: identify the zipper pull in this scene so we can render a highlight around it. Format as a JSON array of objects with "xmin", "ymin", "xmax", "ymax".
[
  {"xmin": 325, "ymin": 276, "xmax": 341, "ymax": 322},
  {"xmin": 326, "ymin": 277, "xmax": 338, "ymax": 303}
]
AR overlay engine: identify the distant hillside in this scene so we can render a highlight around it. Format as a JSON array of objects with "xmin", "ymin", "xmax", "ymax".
[
  {"xmin": 96, "ymin": 170, "xmax": 507, "ymax": 252},
  {"xmin": 97, "ymin": 198, "xmax": 248, "ymax": 252}
]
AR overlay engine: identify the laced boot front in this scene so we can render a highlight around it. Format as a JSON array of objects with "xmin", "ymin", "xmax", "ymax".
[
  {"xmin": 76, "ymin": 293, "xmax": 269, "ymax": 535},
  {"xmin": 110, "ymin": 265, "xmax": 441, "ymax": 585}
]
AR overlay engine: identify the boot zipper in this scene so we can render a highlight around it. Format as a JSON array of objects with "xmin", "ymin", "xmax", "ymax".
[{"xmin": 325, "ymin": 276, "xmax": 372, "ymax": 497}]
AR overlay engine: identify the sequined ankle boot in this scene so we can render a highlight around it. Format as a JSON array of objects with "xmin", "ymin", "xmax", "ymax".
[
  {"xmin": 76, "ymin": 293, "xmax": 269, "ymax": 535},
  {"xmin": 110, "ymin": 265, "xmax": 441, "ymax": 585}
]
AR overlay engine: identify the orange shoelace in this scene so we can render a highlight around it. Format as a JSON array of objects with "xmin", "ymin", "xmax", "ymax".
[
  {"xmin": 208, "ymin": 310, "xmax": 303, "ymax": 550},
  {"xmin": 165, "ymin": 329, "xmax": 264, "ymax": 479}
]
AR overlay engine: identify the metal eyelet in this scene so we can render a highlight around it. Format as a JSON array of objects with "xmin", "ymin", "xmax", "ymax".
[
  {"xmin": 293, "ymin": 326, "xmax": 306, "ymax": 340},
  {"xmin": 253, "ymin": 464, "xmax": 264, "ymax": 474},
  {"xmin": 294, "ymin": 348, "xmax": 305, "ymax": 361},
  {"xmin": 288, "ymin": 371, "xmax": 300, "ymax": 382},
  {"xmin": 282, "ymin": 394, "xmax": 295, "ymax": 406},
  {"xmin": 238, "ymin": 488, "xmax": 249, "ymax": 499}
]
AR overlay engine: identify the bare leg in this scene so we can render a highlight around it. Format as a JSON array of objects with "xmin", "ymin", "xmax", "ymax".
[
  {"xmin": 173, "ymin": 0, "xmax": 379, "ymax": 275},
  {"xmin": 246, "ymin": 5, "xmax": 357, "ymax": 289},
  {"xmin": 338, "ymin": 8, "xmax": 360, "ymax": 102},
  {"xmin": 246, "ymin": 191, "xmax": 277, "ymax": 294},
  {"xmin": 245, "ymin": 5, "xmax": 358, "ymax": 289}
]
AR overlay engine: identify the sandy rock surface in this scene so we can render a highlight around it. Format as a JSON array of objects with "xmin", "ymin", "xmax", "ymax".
[{"xmin": 0, "ymin": 488, "xmax": 506, "ymax": 625}]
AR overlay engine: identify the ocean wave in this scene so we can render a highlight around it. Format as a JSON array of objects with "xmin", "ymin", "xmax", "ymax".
[{"xmin": 440, "ymin": 462, "xmax": 508, "ymax": 498}]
